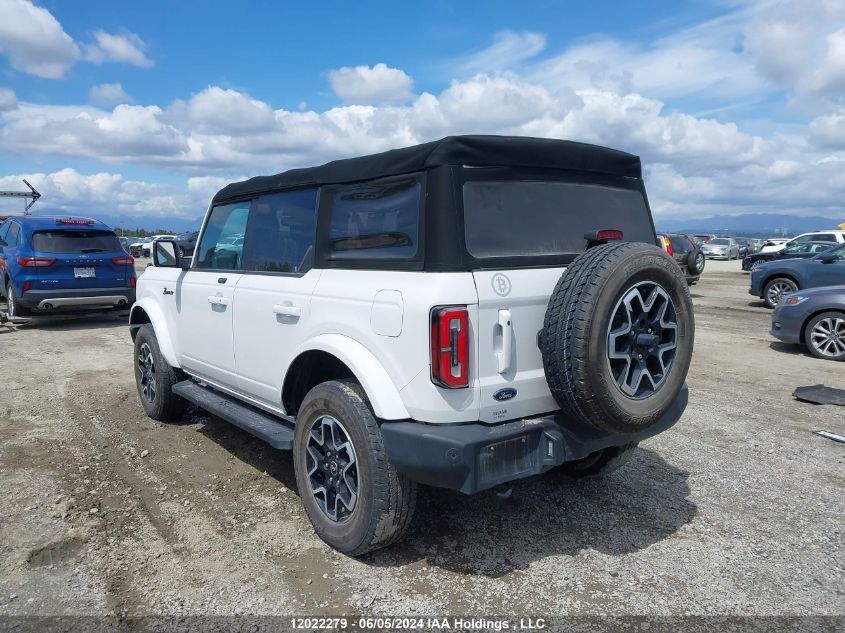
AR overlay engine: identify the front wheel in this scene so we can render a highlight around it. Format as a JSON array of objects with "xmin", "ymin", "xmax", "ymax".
[
  {"xmin": 763, "ymin": 277, "xmax": 798, "ymax": 308},
  {"xmin": 293, "ymin": 380, "xmax": 416, "ymax": 556},
  {"xmin": 804, "ymin": 311, "xmax": 845, "ymax": 361},
  {"xmin": 133, "ymin": 325, "xmax": 188, "ymax": 421}
]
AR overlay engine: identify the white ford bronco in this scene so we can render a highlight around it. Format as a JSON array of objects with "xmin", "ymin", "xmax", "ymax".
[{"xmin": 130, "ymin": 135, "xmax": 694, "ymax": 555}]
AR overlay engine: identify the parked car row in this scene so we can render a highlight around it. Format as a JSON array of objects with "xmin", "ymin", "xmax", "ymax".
[{"xmin": 744, "ymin": 241, "xmax": 845, "ymax": 362}]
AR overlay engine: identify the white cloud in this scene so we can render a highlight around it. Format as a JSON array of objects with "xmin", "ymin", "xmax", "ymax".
[
  {"xmin": 809, "ymin": 110, "xmax": 845, "ymax": 149},
  {"xmin": 0, "ymin": 0, "xmax": 80, "ymax": 78},
  {"xmin": 0, "ymin": 0, "xmax": 152, "ymax": 78},
  {"xmin": 89, "ymin": 82, "xmax": 132, "ymax": 105},
  {"xmin": 82, "ymin": 30, "xmax": 153, "ymax": 68},
  {"xmin": 460, "ymin": 30, "xmax": 546, "ymax": 74},
  {"xmin": 177, "ymin": 86, "xmax": 275, "ymax": 134},
  {"xmin": 327, "ymin": 63, "xmax": 413, "ymax": 104},
  {"xmin": 0, "ymin": 87, "xmax": 17, "ymax": 111},
  {"xmin": 743, "ymin": 0, "xmax": 845, "ymax": 105}
]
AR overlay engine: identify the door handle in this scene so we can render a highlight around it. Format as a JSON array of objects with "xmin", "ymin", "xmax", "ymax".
[
  {"xmin": 273, "ymin": 303, "xmax": 302, "ymax": 318},
  {"xmin": 496, "ymin": 309, "xmax": 512, "ymax": 373},
  {"xmin": 207, "ymin": 295, "xmax": 230, "ymax": 306}
]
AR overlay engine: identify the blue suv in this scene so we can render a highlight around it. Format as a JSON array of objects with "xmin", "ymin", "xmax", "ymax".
[{"xmin": 0, "ymin": 216, "xmax": 136, "ymax": 318}]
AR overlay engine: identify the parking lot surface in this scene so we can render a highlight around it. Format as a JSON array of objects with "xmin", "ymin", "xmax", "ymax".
[{"xmin": 0, "ymin": 259, "xmax": 842, "ymax": 616}]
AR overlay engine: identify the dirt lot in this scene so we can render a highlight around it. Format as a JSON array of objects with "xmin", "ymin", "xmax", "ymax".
[{"xmin": 0, "ymin": 259, "xmax": 842, "ymax": 617}]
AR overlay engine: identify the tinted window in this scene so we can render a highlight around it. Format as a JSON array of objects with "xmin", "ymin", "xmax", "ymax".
[
  {"xmin": 812, "ymin": 233, "xmax": 836, "ymax": 242},
  {"xmin": 463, "ymin": 181, "xmax": 654, "ymax": 258},
  {"xmin": 242, "ymin": 189, "xmax": 317, "ymax": 273},
  {"xmin": 822, "ymin": 244, "xmax": 845, "ymax": 261},
  {"xmin": 32, "ymin": 230, "xmax": 120, "ymax": 253},
  {"xmin": 710, "ymin": 238, "xmax": 730, "ymax": 245},
  {"xmin": 669, "ymin": 235, "xmax": 691, "ymax": 253},
  {"xmin": 7, "ymin": 223, "xmax": 21, "ymax": 246},
  {"xmin": 0, "ymin": 221, "xmax": 8, "ymax": 243},
  {"xmin": 195, "ymin": 202, "xmax": 250, "ymax": 270},
  {"xmin": 329, "ymin": 180, "xmax": 420, "ymax": 260},
  {"xmin": 784, "ymin": 243, "xmax": 811, "ymax": 254}
]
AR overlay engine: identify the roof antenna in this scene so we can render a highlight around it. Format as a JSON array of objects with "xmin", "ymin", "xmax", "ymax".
[{"xmin": 0, "ymin": 179, "xmax": 41, "ymax": 214}]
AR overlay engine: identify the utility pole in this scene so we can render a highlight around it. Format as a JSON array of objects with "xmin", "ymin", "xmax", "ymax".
[{"xmin": 0, "ymin": 179, "xmax": 41, "ymax": 214}]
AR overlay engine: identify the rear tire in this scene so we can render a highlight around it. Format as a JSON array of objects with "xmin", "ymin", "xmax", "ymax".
[
  {"xmin": 133, "ymin": 324, "xmax": 188, "ymax": 421},
  {"xmin": 763, "ymin": 277, "xmax": 798, "ymax": 308},
  {"xmin": 293, "ymin": 380, "xmax": 417, "ymax": 556},
  {"xmin": 5, "ymin": 281, "xmax": 31, "ymax": 318},
  {"xmin": 541, "ymin": 242, "xmax": 694, "ymax": 434},
  {"xmin": 555, "ymin": 443, "xmax": 638, "ymax": 479},
  {"xmin": 804, "ymin": 311, "xmax": 845, "ymax": 361}
]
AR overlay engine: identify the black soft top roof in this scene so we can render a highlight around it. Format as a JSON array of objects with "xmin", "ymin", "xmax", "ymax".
[{"xmin": 212, "ymin": 135, "xmax": 642, "ymax": 204}]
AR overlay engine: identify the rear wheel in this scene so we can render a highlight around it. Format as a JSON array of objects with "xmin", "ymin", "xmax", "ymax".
[
  {"xmin": 293, "ymin": 380, "xmax": 416, "ymax": 556},
  {"xmin": 5, "ymin": 281, "xmax": 31, "ymax": 318},
  {"xmin": 763, "ymin": 277, "xmax": 798, "ymax": 308},
  {"xmin": 804, "ymin": 311, "xmax": 845, "ymax": 361},
  {"xmin": 555, "ymin": 443, "xmax": 638, "ymax": 479},
  {"xmin": 133, "ymin": 324, "xmax": 188, "ymax": 421}
]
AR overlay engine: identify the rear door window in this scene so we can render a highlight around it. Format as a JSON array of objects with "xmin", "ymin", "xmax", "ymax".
[
  {"xmin": 32, "ymin": 230, "xmax": 120, "ymax": 253},
  {"xmin": 328, "ymin": 179, "xmax": 421, "ymax": 260},
  {"xmin": 463, "ymin": 180, "xmax": 654, "ymax": 258},
  {"xmin": 195, "ymin": 202, "xmax": 250, "ymax": 270},
  {"xmin": 242, "ymin": 189, "xmax": 317, "ymax": 274}
]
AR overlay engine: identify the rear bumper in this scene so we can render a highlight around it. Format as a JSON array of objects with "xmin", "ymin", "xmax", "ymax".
[
  {"xmin": 19, "ymin": 288, "xmax": 135, "ymax": 311},
  {"xmin": 381, "ymin": 384, "xmax": 688, "ymax": 495}
]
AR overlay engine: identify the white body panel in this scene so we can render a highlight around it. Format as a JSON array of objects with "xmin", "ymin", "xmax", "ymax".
[
  {"xmin": 135, "ymin": 262, "xmax": 566, "ymax": 425},
  {"xmin": 471, "ymin": 267, "xmax": 565, "ymax": 423},
  {"xmin": 760, "ymin": 231, "xmax": 845, "ymax": 254}
]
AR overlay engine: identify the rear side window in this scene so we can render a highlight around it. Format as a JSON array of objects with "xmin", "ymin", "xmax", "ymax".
[
  {"xmin": 669, "ymin": 235, "xmax": 691, "ymax": 253},
  {"xmin": 242, "ymin": 189, "xmax": 317, "ymax": 273},
  {"xmin": 32, "ymin": 230, "xmax": 120, "ymax": 253},
  {"xmin": 195, "ymin": 202, "xmax": 250, "ymax": 270},
  {"xmin": 811, "ymin": 233, "xmax": 836, "ymax": 242},
  {"xmin": 463, "ymin": 181, "xmax": 654, "ymax": 258},
  {"xmin": 328, "ymin": 180, "xmax": 420, "ymax": 260},
  {"xmin": 7, "ymin": 223, "xmax": 21, "ymax": 246}
]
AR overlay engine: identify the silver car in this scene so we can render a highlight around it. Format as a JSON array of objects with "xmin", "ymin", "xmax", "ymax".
[{"xmin": 702, "ymin": 237, "xmax": 740, "ymax": 260}]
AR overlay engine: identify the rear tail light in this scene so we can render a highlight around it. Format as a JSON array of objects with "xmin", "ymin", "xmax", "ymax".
[
  {"xmin": 430, "ymin": 306, "xmax": 469, "ymax": 389},
  {"xmin": 129, "ymin": 276, "xmax": 136, "ymax": 288},
  {"xmin": 112, "ymin": 256, "xmax": 135, "ymax": 265},
  {"xmin": 660, "ymin": 235, "xmax": 673, "ymax": 256},
  {"xmin": 22, "ymin": 281, "xmax": 31, "ymax": 293},
  {"xmin": 17, "ymin": 256, "xmax": 55, "ymax": 267}
]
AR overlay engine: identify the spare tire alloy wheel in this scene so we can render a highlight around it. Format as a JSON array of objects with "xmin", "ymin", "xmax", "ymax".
[
  {"xmin": 541, "ymin": 242, "xmax": 694, "ymax": 434},
  {"xmin": 607, "ymin": 282, "xmax": 678, "ymax": 398},
  {"xmin": 806, "ymin": 312, "xmax": 845, "ymax": 361},
  {"xmin": 687, "ymin": 250, "xmax": 705, "ymax": 275},
  {"xmin": 305, "ymin": 415, "xmax": 358, "ymax": 522}
]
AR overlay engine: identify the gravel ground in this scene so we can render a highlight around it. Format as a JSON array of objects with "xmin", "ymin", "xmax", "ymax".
[{"xmin": 0, "ymin": 259, "xmax": 842, "ymax": 617}]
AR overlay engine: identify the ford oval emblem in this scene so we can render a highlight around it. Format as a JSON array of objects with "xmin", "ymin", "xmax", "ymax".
[{"xmin": 493, "ymin": 388, "xmax": 517, "ymax": 402}]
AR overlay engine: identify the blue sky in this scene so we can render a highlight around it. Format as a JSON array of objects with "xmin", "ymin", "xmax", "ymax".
[{"xmin": 0, "ymin": 0, "xmax": 844, "ymax": 226}]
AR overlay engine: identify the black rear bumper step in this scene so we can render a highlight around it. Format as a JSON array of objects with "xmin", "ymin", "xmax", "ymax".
[{"xmin": 173, "ymin": 381, "xmax": 294, "ymax": 450}]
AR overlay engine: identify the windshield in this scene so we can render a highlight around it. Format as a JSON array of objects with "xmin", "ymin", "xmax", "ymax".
[
  {"xmin": 709, "ymin": 239, "xmax": 730, "ymax": 245},
  {"xmin": 32, "ymin": 230, "xmax": 121, "ymax": 254},
  {"xmin": 462, "ymin": 180, "xmax": 654, "ymax": 258}
]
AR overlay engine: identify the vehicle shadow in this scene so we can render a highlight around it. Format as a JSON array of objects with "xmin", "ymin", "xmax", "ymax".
[
  {"xmin": 769, "ymin": 341, "xmax": 805, "ymax": 357},
  {"xmin": 1, "ymin": 308, "xmax": 129, "ymax": 332},
  {"xmin": 365, "ymin": 447, "xmax": 696, "ymax": 576},
  {"xmin": 194, "ymin": 409, "xmax": 298, "ymax": 492}
]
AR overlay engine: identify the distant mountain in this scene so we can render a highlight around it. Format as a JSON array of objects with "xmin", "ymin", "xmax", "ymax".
[{"xmin": 657, "ymin": 213, "xmax": 844, "ymax": 237}]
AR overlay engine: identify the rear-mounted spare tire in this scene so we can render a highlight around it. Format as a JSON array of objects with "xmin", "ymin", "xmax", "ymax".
[{"xmin": 541, "ymin": 242, "xmax": 694, "ymax": 434}]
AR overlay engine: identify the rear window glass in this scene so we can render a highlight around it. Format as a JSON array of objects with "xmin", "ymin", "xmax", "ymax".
[
  {"xmin": 669, "ymin": 235, "xmax": 691, "ymax": 253},
  {"xmin": 328, "ymin": 180, "xmax": 420, "ymax": 260},
  {"xmin": 709, "ymin": 238, "xmax": 730, "ymax": 245},
  {"xmin": 32, "ymin": 230, "xmax": 121, "ymax": 253},
  {"xmin": 462, "ymin": 181, "xmax": 654, "ymax": 258}
]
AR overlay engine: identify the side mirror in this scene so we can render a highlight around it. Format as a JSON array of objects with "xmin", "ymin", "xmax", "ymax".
[
  {"xmin": 818, "ymin": 253, "xmax": 837, "ymax": 264},
  {"xmin": 152, "ymin": 239, "xmax": 189, "ymax": 270}
]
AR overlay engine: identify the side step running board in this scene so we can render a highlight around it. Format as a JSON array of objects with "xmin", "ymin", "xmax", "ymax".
[{"xmin": 173, "ymin": 380, "xmax": 294, "ymax": 450}]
